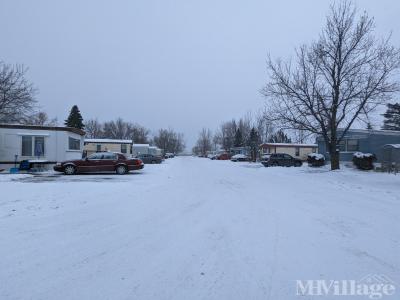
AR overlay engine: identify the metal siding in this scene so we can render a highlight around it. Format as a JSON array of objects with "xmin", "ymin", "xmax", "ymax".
[{"xmin": 317, "ymin": 130, "xmax": 400, "ymax": 162}]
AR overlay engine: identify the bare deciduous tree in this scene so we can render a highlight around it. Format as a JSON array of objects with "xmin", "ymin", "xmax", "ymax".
[
  {"xmin": 237, "ymin": 115, "xmax": 252, "ymax": 146},
  {"xmin": 153, "ymin": 128, "xmax": 185, "ymax": 154},
  {"xmin": 85, "ymin": 118, "xmax": 151, "ymax": 143},
  {"xmin": 129, "ymin": 124, "xmax": 150, "ymax": 144},
  {"xmin": 25, "ymin": 111, "xmax": 58, "ymax": 126},
  {"xmin": 218, "ymin": 120, "xmax": 237, "ymax": 150},
  {"xmin": 195, "ymin": 128, "xmax": 213, "ymax": 156},
  {"xmin": 254, "ymin": 109, "xmax": 278, "ymax": 144},
  {"xmin": 84, "ymin": 119, "xmax": 103, "ymax": 138},
  {"xmin": 0, "ymin": 62, "xmax": 37, "ymax": 123},
  {"xmin": 262, "ymin": 1, "xmax": 400, "ymax": 170},
  {"xmin": 267, "ymin": 129, "xmax": 292, "ymax": 143},
  {"xmin": 212, "ymin": 133, "xmax": 221, "ymax": 151},
  {"xmin": 103, "ymin": 118, "xmax": 128, "ymax": 139}
]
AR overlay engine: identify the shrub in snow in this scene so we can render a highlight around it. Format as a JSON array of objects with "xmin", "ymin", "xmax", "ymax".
[
  {"xmin": 352, "ymin": 152, "xmax": 376, "ymax": 170},
  {"xmin": 307, "ymin": 153, "xmax": 325, "ymax": 167}
]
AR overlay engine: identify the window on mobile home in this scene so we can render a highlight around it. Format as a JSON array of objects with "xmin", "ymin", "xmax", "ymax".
[
  {"xmin": 69, "ymin": 137, "xmax": 81, "ymax": 150},
  {"xmin": 21, "ymin": 136, "xmax": 45, "ymax": 157}
]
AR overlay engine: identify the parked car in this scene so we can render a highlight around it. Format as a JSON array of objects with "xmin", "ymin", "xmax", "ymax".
[
  {"xmin": 54, "ymin": 152, "xmax": 144, "ymax": 175},
  {"xmin": 207, "ymin": 153, "xmax": 216, "ymax": 159},
  {"xmin": 261, "ymin": 154, "xmax": 271, "ymax": 161},
  {"xmin": 216, "ymin": 153, "xmax": 230, "ymax": 160},
  {"xmin": 137, "ymin": 153, "xmax": 162, "ymax": 164},
  {"xmin": 165, "ymin": 153, "xmax": 175, "ymax": 159},
  {"xmin": 231, "ymin": 154, "xmax": 249, "ymax": 162},
  {"xmin": 261, "ymin": 153, "xmax": 302, "ymax": 167}
]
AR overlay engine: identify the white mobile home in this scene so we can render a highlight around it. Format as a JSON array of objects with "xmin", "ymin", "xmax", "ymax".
[
  {"xmin": 149, "ymin": 146, "xmax": 163, "ymax": 157},
  {"xmin": 132, "ymin": 144, "xmax": 150, "ymax": 157},
  {"xmin": 0, "ymin": 124, "xmax": 85, "ymax": 170},
  {"xmin": 84, "ymin": 139, "xmax": 133, "ymax": 156}
]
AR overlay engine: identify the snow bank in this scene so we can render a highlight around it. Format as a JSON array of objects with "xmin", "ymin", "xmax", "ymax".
[
  {"xmin": 307, "ymin": 153, "xmax": 325, "ymax": 160},
  {"xmin": 384, "ymin": 144, "xmax": 400, "ymax": 149},
  {"xmin": 353, "ymin": 152, "xmax": 375, "ymax": 158}
]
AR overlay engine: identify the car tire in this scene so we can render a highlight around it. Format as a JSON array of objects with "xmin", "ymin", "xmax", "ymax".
[
  {"xmin": 64, "ymin": 165, "xmax": 76, "ymax": 175},
  {"xmin": 295, "ymin": 161, "xmax": 302, "ymax": 167},
  {"xmin": 116, "ymin": 165, "xmax": 127, "ymax": 175}
]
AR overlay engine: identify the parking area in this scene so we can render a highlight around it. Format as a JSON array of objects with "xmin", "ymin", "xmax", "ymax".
[{"xmin": 8, "ymin": 172, "xmax": 143, "ymax": 183}]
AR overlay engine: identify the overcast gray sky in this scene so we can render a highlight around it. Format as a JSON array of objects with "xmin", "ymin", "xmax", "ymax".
[{"xmin": 1, "ymin": 0, "xmax": 399, "ymax": 148}]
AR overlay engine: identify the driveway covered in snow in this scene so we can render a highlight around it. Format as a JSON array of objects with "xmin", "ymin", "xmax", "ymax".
[{"xmin": 1, "ymin": 157, "xmax": 399, "ymax": 299}]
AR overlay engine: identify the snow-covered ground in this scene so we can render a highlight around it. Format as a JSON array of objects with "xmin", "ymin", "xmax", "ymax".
[{"xmin": 0, "ymin": 157, "xmax": 399, "ymax": 299}]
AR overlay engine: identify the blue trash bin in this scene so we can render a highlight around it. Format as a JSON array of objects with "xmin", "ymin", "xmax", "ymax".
[{"xmin": 19, "ymin": 160, "xmax": 31, "ymax": 171}]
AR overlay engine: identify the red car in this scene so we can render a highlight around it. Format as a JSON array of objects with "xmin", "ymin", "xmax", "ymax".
[
  {"xmin": 54, "ymin": 152, "xmax": 144, "ymax": 175},
  {"xmin": 216, "ymin": 153, "xmax": 230, "ymax": 160}
]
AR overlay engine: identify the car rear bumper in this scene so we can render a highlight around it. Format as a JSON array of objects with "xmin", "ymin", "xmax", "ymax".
[
  {"xmin": 129, "ymin": 164, "xmax": 144, "ymax": 171},
  {"xmin": 53, "ymin": 165, "xmax": 63, "ymax": 172}
]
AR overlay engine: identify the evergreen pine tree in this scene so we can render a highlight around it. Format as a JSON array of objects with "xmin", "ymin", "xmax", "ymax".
[
  {"xmin": 382, "ymin": 103, "xmax": 400, "ymax": 131},
  {"xmin": 248, "ymin": 127, "xmax": 260, "ymax": 161},
  {"xmin": 234, "ymin": 128, "xmax": 243, "ymax": 147},
  {"xmin": 64, "ymin": 105, "xmax": 84, "ymax": 129}
]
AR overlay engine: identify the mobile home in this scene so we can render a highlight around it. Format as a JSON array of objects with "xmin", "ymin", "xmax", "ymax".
[
  {"xmin": 316, "ymin": 129, "xmax": 400, "ymax": 162},
  {"xmin": 149, "ymin": 146, "xmax": 163, "ymax": 157},
  {"xmin": 132, "ymin": 144, "xmax": 150, "ymax": 157},
  {"xmin": 0, "ymin": 124, "xmax": 85, "ymax": 170},
  {"xmin": 84, "ymin": 138, "xmax": 133, "ymax": 157},
  {"xmin": 260, "ymin": 143, "xmax": 318, "ymax": 161}
]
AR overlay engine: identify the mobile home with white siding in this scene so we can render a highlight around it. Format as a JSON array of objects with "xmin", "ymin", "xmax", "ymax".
[{"xmin": 0, "ymin": 124, "xmax": 85, "ymax": 170}]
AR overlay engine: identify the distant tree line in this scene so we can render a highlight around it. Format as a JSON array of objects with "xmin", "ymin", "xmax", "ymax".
[
  {"xmin": 84, "ymin": 117, "xmax": 149, "ymax": 143},
  {"xmin": 153, "ymin": 128, "xmax": 185, "ymax": 154},
  {"xmin": 84, "ymin": 118, "xmax": 185, "ymax": 154},
  {"xmin": 193, "ymin": 112, "xmax": 295, "ymax": 157}
]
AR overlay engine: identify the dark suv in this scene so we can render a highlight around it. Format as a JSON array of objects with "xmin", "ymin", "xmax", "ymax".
[
  {"xmin": 261, "ymin": 153, "xmax": 302, "ymax": 167},
  {"xmin": 137, "ymin": 154, "xmax": 162, "ymax": 164}
]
